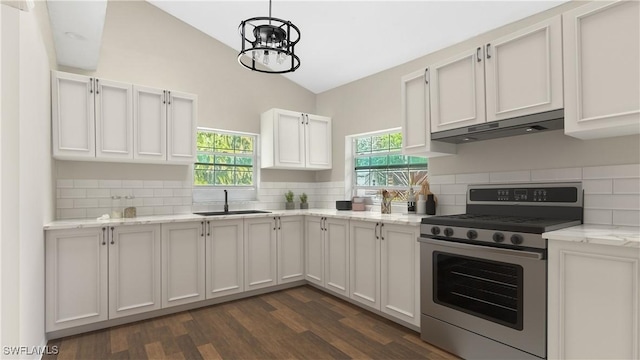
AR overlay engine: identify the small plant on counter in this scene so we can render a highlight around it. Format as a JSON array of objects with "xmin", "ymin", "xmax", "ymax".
[
  {"xmin": 285, "ymin": 190, "xmax": 295, "ymax": 210},
  {"xmin": 299, "ymin": 193, "xmax": 309, "ymax": 209}
]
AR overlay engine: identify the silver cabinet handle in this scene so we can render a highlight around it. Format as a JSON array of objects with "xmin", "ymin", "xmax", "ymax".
[
  {"xmin": 380, "ymin": 223, "xmax": 385, "ymax": 240},
  {"xmin": 102, "ymin": 227, "xmax": 106, "ymax": 245},
  {"xmin": 95, "ymin": 79, "xmax": 100, "ymax": 94},
  {"xmin": 206, "ymin": 220, "xmax": 211, "ymax": 237},
  {"xmin": 486, "ymin": 43, "xmax": 491, "ymax": 59},
  {"xmin": 424, "ymin": 68, "xmax": 429, "ymax": 84},
  {"xmin": 375, "ymin": 222, "xmax": 379, "ymax": 239},
  {"xmin": 476, "ymin": 46, "xmax": 482, "ymax": 62},
  {"xmin": 110, "ymin": 227, "xmax": 115, "ymax": 245}
]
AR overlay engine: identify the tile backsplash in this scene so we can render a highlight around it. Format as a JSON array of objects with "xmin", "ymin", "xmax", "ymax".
[{"xmin": 55, "ymin": 164, "xmax": 639, "ymax": 226}]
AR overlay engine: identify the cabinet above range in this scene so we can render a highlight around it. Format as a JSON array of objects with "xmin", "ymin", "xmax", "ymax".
[
  {"xmin": 51, "ymin": 71, "xmax": 197, "ymax": 165},
  {"xmin": 260, "ymin": 108, "xmax": 332, "ymax": 170}
]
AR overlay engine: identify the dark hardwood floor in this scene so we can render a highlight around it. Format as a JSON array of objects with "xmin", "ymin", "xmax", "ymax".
[{"xmin": 44, "ymin": 285, "xmax": 459, "ymax": 360}]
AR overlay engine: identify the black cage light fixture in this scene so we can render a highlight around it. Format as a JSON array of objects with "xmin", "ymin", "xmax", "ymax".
[{"xmin": 238, "ymin": 0, "xmax": 301, "ymax": 74}]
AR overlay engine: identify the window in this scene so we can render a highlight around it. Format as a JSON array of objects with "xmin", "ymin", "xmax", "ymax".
[
  {"xmin": 352, "ymin": 130, "xmax": 428, "ymax": 201},
  {"xmin": 193, "ymin": 128, "xmax": 258, "ymax": 202}
]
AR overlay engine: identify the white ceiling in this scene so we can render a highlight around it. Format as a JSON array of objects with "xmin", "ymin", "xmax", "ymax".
[{"xmin": 148, "ymin": 1, "xmax": 567, "ymax": 94}]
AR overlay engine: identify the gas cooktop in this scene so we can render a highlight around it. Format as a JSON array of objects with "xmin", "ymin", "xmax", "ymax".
[{"xmin": 421, "ymin": 213, "xmax": 582, "ymax": 234}]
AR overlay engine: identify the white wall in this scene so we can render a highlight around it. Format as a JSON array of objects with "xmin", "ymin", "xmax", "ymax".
[{"xmin": 0, "ymin": 2, "xmax": 54, "ymax": 358}]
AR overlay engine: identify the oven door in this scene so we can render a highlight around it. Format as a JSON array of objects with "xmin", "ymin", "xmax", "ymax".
[{"xmin": 420, "ymin": 237, "xmax": 546, "ymax": 358}]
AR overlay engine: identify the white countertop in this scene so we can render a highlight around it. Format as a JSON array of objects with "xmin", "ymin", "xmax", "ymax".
[
  {"xmin": 43, "ymin": 209, "xmax": 428, "ymax": 230},
  {"xmin": 543, "ymin": 225, "xmax": 640, "ymax": 248}
]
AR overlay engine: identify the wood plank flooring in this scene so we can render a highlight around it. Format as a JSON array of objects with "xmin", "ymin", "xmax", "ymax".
[{"xmin": 44, "ymin": 286, "xmax": 459, "ymax": 360}]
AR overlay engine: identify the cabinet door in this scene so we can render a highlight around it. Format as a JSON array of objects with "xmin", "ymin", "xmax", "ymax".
[
  {"xmin": 167, "ymin": 91, "xmax": 197, "ymax": 163},
  {"xmin": 305, "ymin": 216, "xmax": 324, "ymax": 286},
  {"xmin": 133, "ymin": 85, "xmax": 166, "ymax": 161},
  {"xmin": 401, "ymin": 69, "xmax": 456, "ymax": 157},
  {"xmin": 274, "ymin": 109, "xmax": 305, "ymax": 168},
  {"xmin": 548, "ymin": 240, "xmax": 640, "ymax": 360},
  {"xmin": 380, "ymin": 224, "xmax": 420, "ymax": 326},
  {"xmin": 109, "ymin": 225, "xmax": 161, "ymax": 318},
  {"xmin": 51, "ymin": 71, "xmax": 95, "ymax": 159},
  {"xmin": 324, "ymin": 218, "xmax": 350, "ymax": 297},
  {"xmin": 430, "ymin": 48, "xmax": 486, "ymax": 132},
  {"xmin": 563, "ymin": 1, "xmax": 640, "ymax": 139},
  {"xmin": 277, "ymin": 216, "xmax": 305, "ymax": 284},
  {"xmin": 45, "ymin": 228, "xmax": 108, "ymax": 331},
  {"xmin": 95, "ymin": 78, "xmax": 133, "ymax": 160},
  {"xmin": 305, "ymin": 114, "xmax": 332, "ymax": 169},
  {"xmin": 244, "ymin": 217, "xmax": 278, "ymax": 291},
  {"xmin": 485, "ymin": 16, "xmax": 563, "ymax": 122},
  {"xmin": 207, "ymin": 219, "xmax": 244, "ymax": 299},
  {"xmin": 161, "ymin": 222, "xmax": 205, "ymax": 308},
  {"xmin": 349, "ymin": 221, "xmax": 380, "ymax": 310}
]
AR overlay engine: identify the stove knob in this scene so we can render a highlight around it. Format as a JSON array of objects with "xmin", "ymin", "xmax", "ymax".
[
  {"xmin": 431, "ymin": 226, "xmax": 440, "ymax": 235},
  {"xmin": 444, "ymin": 228, "xmax": 454, "ymax": 237},
  {"xmin": 493, "ymin": 232, "xmax": 505, "ymax": 243},
  {"xmin": 511, "ymin": 234, "xmax": 524, "ymax": 245},
  {"xmin": 467, "ymin": 230, "xmax": 478, "ymax": 240}
]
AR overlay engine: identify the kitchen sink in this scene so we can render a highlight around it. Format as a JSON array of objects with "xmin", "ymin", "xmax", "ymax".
[{"xmin": 193, "ymin": 210, "xmax": 271, "ymax": 216}]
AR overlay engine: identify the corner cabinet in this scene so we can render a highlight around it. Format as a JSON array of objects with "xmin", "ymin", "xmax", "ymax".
[
  {"xmin": 429, "ymin": 16, "xmax": 563, "ymax": 132},
  {"xmin": 548, "ymin": 240, "xmax": 640, "ymax": 359},
  {"xmin": 563, "ymin": 1, "xmax": 640, "ymax": 139},
  {"xmin": 51, "ymin": 70, "xmax": 197, "ymax": 164},
  {"xmin": 260, "ymin": 108, "xmax": 332, "ymax": 170},
  {"xmin": 401, "ymin": 68, "xmax": 456, "ymax": 156}
]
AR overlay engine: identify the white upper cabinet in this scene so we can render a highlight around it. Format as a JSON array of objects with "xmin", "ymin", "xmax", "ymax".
[
  {"xmin": 52, "ymin": 70, "xmax": 196, "ymax": 164},
  {"xmin": 401, "ymin": 68, "xmax": 456, "ymax": 156},
  {"xmin": 428, "ymin": 16, "xmax": 563, "ymax": 133},
  {"xmin": 563, "ymin": 1, "xmax": 640, "ymax": 139},
  {"xmin": 167, "ymin": 91, "xmax": 197, "ymax": 163},
  {"xmin": 485, "ymin": 16, "xmax": 563, "ymax": 122},
  {"xmin": 133, "ymin": 86, "xmax": 167, "ymax": 162},
  {"xmin": 261, "ymin": 108, "xmax": 332, "ymax": 170},
  {"xmin": 430, "ymin": 47, "xmax": 486, "ymax": 132},
  {"xmin": 52, "ymin": 71, "xmax": 133, "ymax": 160}
]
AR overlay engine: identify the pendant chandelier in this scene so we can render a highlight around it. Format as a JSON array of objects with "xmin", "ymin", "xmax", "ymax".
[{"xmin": 238, "ymin": 0, "xmax": 301, "ymax": 74}]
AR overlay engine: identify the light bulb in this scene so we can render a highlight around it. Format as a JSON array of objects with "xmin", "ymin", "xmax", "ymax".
[
  {"xmin": 263, "ymin": 52, "xmax": 270, "ymax": 65},
  {"xmin": 276, "ymin": 52, "xmax": 285, "ymax": 65},
  {"xmin": 252, "ymin": 50, "xmax": 261, "ymax": 60}
]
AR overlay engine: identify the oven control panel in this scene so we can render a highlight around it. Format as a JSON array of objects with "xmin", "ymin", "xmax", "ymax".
[{"xmin": 469, "ymin": 184, "xmax": 580, "ymax": 203}]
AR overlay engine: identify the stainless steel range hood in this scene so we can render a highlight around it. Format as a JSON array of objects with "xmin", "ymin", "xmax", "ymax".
[{"xmin": 431, "ymin": 109, "xmax": 564, "ymax": 144}]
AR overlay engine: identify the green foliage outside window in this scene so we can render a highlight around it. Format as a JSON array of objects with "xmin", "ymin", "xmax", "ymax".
[{"xmin": 194, "ymin": 130, "xmax": 256, "ymax": 186}]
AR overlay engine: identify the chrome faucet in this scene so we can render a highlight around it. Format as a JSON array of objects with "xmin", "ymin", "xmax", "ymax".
[{"xmin": 223, "ymin": 190, "xmax": 229, "ymax": 213}]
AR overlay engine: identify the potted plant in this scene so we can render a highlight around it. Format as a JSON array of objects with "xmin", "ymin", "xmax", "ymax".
[
  {"xmin": 285, "ymin": 190, "xmax": 295, "ymax": 210},
  {"xmin": 299, "ymin": 193, "xmax": 308, "ymax": 209}
]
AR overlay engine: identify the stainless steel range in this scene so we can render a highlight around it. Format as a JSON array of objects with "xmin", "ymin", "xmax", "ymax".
[{"xmin": 418, "ymin": 182, "xmax": 583, "ymax": 360}]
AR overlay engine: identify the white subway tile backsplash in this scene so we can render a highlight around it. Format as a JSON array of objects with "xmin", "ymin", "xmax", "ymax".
[
  {"xmin": 455, "ymin": 195, "xmax": 467, "ymax": 206},
  {"xmin": 154, "ymin": 189, "xmax": 173, "ymax": 197},
  {"xmin": 99, "ymin": 180, "xmax": 122, "ymax": 188},
  {"xmin": 99, "ymin": 199, "xmax": 113, "ymax": 208},
  {"xmin": 531, "ymin": 168, "xmax": 582, "ymax": 181},
  {"xmin": 455, "ymin": 173, "xmax": 489, "ymax": 184},
  {"xmin": 440, "ymin": 184, "xmax": 467, "ymax": 195},
  {"xmin": 163, "ymin": 180, "xmax": 183, "ymax": 189},
  {"xmin": 143, "ymin": 180, "xmax": 163, "ymax": 188},
  {"xmin": 437, "ymin": 195, "xmax": 456, "ymax": 206},
  {"xmin": 582, "ymin": 180, "xmax": 613, "ymax": 194},
  {"xmin": 136, "ymin": 207, "xmax": 154, "ymax": 216},
  {"xmin": 583, "ymin": 209, "xmax": 613, "ymax": 225},
  {"xmin": 110, "ymin": 189, "xmax": 131, "ymax": 197},
  {"xmin": 73, "ymin": 198, "xmax": 99, "ymax": 208},
  {"xmin": 154, "ymin": 206, "xmax": 173, "ymax": 215},
  {"xmin": 489, "ymin": 171, "xmax": 531, "ymax": 183},
  {"xmin": 163, "ymin": 197, "xmax": 183, "ymax": 206},
  {"xmin": 57, "ymin": 179, "xmax": 74, "ymax": 188},
  {"xmin": 429, "ymin": 175, "xmax": 456, "ymax": 185},
  {"xmin": 73, "ymin": 179, "xmax": 99, "ymax": 188},
  {"xmin": 181, "ymin": 197, "xmax": 192, "ymax": 205},
  {"xmin": 612, "ymin": 210, "xmax": 640, "ymax": 226},
  {"xmin": 133, "ymin": 189, "xmax": 154, "ymax": 198},
  {"xmin": 172, "ymin": 206, "xmax": 192, "ymax": 214},
  {"xmin": 59, "ymin": 188, "xmax": 86, "ymax": 199},
  {"xmin": 172, "ymin": 188, "xmax": 191, "ymax": 197},
  {"xmin": 86, "ymin": 188, "xmax": 111, "ymax": 198},
  {"xmin": 86, "ymin": 208, "xmax": 111, "ymax": 218},
  {"xmin": 59, "ymin": 208, "xmax": 87, "ymax": 219},
  {"xmin": 613, "ymin": 179, "xmax": 640, "ymax": 194},
  {"xmin": 585, "ymin": 195, "xmax": 640, "ymax": 210},
  {"xmin": 143, "ymin": 198, "xmax": 163, "ymax": 206},
  {"xmin": 437, "ymin": 205, "xmax": 465, "ymax": 216},
  {"xmin": 57, "ymin": 199, "xmax": 74, "ymax": 209},
  {"xmin": 582, "ymin": 164, "xmax": 640, "ymax": 179}
]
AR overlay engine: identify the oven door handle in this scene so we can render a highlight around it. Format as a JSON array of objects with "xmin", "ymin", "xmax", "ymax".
[{"xmin": 418, "ymin": 237, "xmax": 544, "ymax": 260}]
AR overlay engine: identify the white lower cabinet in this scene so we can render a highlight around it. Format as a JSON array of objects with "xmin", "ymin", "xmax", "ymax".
[
  {"xmin": 108, "ymin": 225, "xmax": 162, "ymax": 319},
  {"xmin": 46, "ymin": 228, "xmax": 108, "ymax": 331},
  {"xmin": 548, "ymin": 240, "xmax": 640, "ymax": 360},
  {"xmin": 349, "ymin": 220, "xmax": 421, "ymax": 326},
  {"xmin": 244, "ymin": 217, "xmax": 278, "ymax": 291},
  {"xmin": 305, "ymin": 216, "xmax": 350, "ymax": 296},
  {"xmin": 161, "ymin": 222, "xmax": 205, "ymax": 307},
  {"xmin": 206, "ymin": 219, "xmax": 244, "ymax": 299},
  {"xmin": 277, "ymin": 216, "xmax": 305, "ymax": 284}
]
